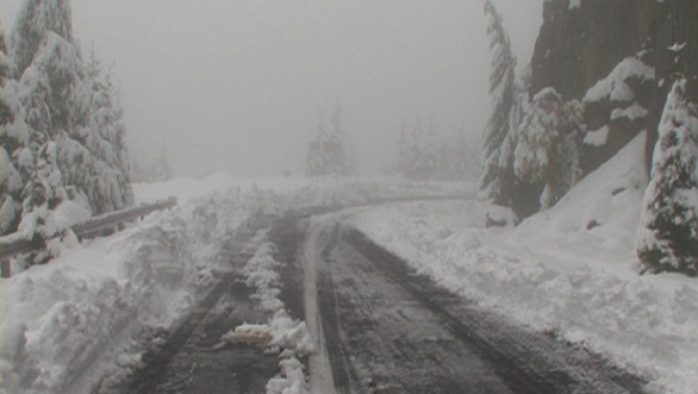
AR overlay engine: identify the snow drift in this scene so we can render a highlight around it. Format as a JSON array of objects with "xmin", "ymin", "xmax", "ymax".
[{"xmin": 353, "ymin": 134, "xmax": 698, "ymax": 394}]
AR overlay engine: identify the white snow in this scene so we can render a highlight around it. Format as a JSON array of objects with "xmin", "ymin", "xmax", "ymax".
[
  {"xmin": 583, "ymin": 125, "xmax": 610, "ymax": 146},
  {"xmin": 0, "ymin": 181, "xmax": 254, "ymax": 394},
  {"xmin": 0, "ymin": 173, "xmax": 472, "ymax": 393},
  {"xmin": 353, "ymin": 134, "xmax": 698, "ymax": 394},
  {"xmin": 133, "ymin": 173, "xmax": 473, "ymax": 207},
  {"xmin": 584, "ymin": 57, "xmax": 655, "ymax": 104},
  {"xmin": 668, "ymin": 42, "xmax": 687, "ymax": 52},
  {"xmin": 226, "ymin": 238, "xmax": 314, "ymax": 394},
  {"xmin": 611, "ymin": 102, "xmax": 649, "ymax": 121}
]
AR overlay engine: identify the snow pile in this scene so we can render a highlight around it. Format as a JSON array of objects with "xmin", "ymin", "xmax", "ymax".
[
  {"xmin": 353, "ymin": 135, "xmax": 698, "ymax": 394},
  {"xmin": 583, "ymin": 57, "xmax": 655, "ymax": 104},
  {"xmin": 583, "ymin": 125, "xmax": 609, "ymax": 146},
  {"xmin": 220, "ymin": 239, "xmax": 314, "ymax": 394},
  {"xmin": 0, "ymin": 191, "xmax": 253, "ymax": 394}
]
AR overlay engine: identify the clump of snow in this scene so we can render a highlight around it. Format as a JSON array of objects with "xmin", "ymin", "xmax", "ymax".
[
  {"xmin": 611, "ymin": 103, "xmax": 649, "ymax": 121},
  {"xmin": 584, "ymin": 57, "xmax": 655, "ymax": 104},
  {"xmin": 485, "ymin": 204, "xmax": 518, "ymax": 227},
  {"xmin": 53, "ymin": 199, "xmax": 92, "ymax": 230},
  {"xmin": 352, "ymin": 134, "xmax": 698, "ymax": 394},
  {"xmin": 569, "ymin": 0, "xmax": 582, "ymax": 9},
  {"xmin": 583, "ymin": 126, "xmax": 610, "ymax": 146},
  {"xmin": 266, "ymin": 357, "xmax": 309, "ymax": 394}
]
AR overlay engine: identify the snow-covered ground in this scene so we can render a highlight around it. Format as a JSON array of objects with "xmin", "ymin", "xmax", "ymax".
[
  {"xmin": 0, "ymin": 175, "xmax": 470, "ymax": 394},
  {"xmin": 0, "ymin": 189, "xmax": 253, "ymax": 394},
  {"xmin": 133, "ymin": 174, "xmax": 473, "ymax": 207},
  {"xmin": 352, "ymin": 135, "xmax": 698, "ymax": 394}
]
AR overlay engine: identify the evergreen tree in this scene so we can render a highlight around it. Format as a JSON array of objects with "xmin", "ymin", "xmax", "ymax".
[
  {"xmin": 480, "ymin": 0, "xmax": 516, "ymax": 200},
  {"xmin": 305, "ymin": 104, "xmax": 351, "ymax": 178},
  {"xmin": 637, "ymin": 78, "xmax": 698, "ymax": 276},
  {"xmin": 1, "ymin": 0, "xmax": 134, "ymax": 237},
  {"xmin": 327, "ymin": 103, "xmax": 351, "ymax": 176},
  {"xmin": 80, "ymin": 55, "xmax": 134, "ymax": 211},
  {"xmin": 513, "ymin": 88, "xmax": 584, "ymax": 210},
  {"xmin": 306, "ymin": 125, "xmax": 328, "ymax": 177},
  {"xmin": 11, "ymin": 0, "xmax": 72, "ymax": 76},
  {"xmin": 0, "ymin": 30, "xmax": 25, "ymax": 234}
]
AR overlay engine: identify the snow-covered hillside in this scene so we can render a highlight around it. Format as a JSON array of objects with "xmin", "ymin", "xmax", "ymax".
[{"xmin": 353, "ymin": 134, "xmax": 698, "ymax": 394}]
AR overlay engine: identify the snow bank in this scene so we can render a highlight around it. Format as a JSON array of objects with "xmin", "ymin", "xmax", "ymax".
[
  {"xmin": 0, "ymin": 190, "xmax": 252, "ymax": 394},
  {"xmin": 353, "ymin": 135, "xmax": 698, "ymax": 394}
]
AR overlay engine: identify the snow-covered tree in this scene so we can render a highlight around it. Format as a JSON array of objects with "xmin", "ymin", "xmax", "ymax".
[
  {"xmin": 306, "ymin": 125, "xmax": 329, "ymax": 178},
  {"xmin": 11, "ymin": 0, "xmax": 72, "ymax": 76},
  {"xmin": 514, "ymin": 87, "xmax": 584, "ymax": 210},
  {"xmin": 1, "ymin": 0, "xmax": 134, "ymax": 237},
  {"xmin": 637, "ymin": 78, "xmax": 698, "ymax": 276},
  {"xmin": 480, "ymin": 0, "xmax": 516, "ymax": 200},
  {"xmin": 79, "ymin": 55, "xmax": 134, "ymax": 211},
  {"xmin": 1, "ymin": 30, "xmax": 26, "ymax": 234},
  {"xmin": 490, "ymin": 64, "xmax": 532, "ymax": 209},
  {"xmin": 395, "ymin": 121, "xmax": 431, "ymax": 180}
]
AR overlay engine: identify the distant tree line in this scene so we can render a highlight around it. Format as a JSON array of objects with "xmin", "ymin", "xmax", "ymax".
[{"xmin": 393, "ymin": 121, "xmax": 479, "ymax": 182}]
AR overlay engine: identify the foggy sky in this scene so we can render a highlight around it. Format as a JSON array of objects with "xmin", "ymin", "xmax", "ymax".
[{"xmin": 1, "ymin": 0, "xmax": 542, "ymax": 178}]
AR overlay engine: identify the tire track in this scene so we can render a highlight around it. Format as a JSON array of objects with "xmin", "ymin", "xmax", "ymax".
[{"xmin": 315, "ymin": 224, "xmax": 516, "ymax": 394}]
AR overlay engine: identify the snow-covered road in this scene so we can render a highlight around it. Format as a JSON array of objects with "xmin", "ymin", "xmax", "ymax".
[
  {"xmin": 298, "ymin": 215, "xmax": 645, "ymax": 394},
  {"xmin": 109, "ymin": 206, "xmax": 648, "ymax": 394}
]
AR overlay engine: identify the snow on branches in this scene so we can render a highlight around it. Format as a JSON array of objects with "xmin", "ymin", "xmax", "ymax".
[
  {"xmin": 637, "ymin": 78, "xmax": 698, "ymax": 276},
  {"xmin": 480, "ymin": 0, "xmax": 517, "ymax": 200},
  {"xmin": 0, "ymin": 0, "xmax": 134, "ymax": 242},
  {"xmin": 514, "ymin": 88, "xmax": 584, "ymax": 209}
]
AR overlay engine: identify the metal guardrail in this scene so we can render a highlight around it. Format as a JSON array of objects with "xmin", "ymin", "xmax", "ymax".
[{"xmin": 0, "ymin": 197, "xmax": 177, "ymax": 277}]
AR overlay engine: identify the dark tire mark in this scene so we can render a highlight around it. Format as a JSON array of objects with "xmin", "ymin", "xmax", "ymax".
[
  {"xmin": 128, "ymin": 272, "xmax": 238, "ymax": 394},
  {"xmin": 268, "ymin": 214, "xmax": 306, "ymax": 321},
  {"xmin": 316, "ymin": 224, "xmax": 365, "ymax": 394},
  {"xmin": 101, "ymin": 220, "xmax": 282, "ymax": 394}
]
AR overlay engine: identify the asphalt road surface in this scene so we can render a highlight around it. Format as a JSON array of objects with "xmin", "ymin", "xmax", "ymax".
[{"xmin": 112, "ymin": 211, "xmax": 646, "ymax": 394}]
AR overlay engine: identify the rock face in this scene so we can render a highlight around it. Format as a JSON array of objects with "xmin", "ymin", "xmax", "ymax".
[{"xmin": 529, "ymin": 0, "xmax": 698, "ymax": 173}]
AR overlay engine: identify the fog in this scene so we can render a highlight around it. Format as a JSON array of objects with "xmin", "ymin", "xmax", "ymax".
[{"xmin": 1, "ymin": 0, "xmax": 542, "ymax": 178}]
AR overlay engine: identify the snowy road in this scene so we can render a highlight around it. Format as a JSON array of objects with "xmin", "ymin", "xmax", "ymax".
[
  {"xmin": 298, "ymin": 216, "xmax": 646, "ymax": 394},
  {"xmin": 115, "ymin": 210, "xmax": 645, "ymax": 394}
]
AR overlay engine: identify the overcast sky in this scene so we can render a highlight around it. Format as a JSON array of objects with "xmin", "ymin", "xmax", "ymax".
[{"xmin": 1, "ymin": 0, "xmax": 542, "ymax": 178}]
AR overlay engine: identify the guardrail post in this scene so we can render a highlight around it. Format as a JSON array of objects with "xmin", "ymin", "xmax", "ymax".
[{"xmin": 1, "ymin": 258, "xmax": 10, "ymax": 278}]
